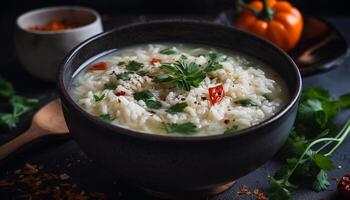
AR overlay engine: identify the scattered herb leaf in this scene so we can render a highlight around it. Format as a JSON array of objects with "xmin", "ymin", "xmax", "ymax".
[
  {"xmin": 134, "ymin": 90, "xmax": 154, "ymax": 101},
  {"xmin": 117, "ymin": 61, "xmax": 125, "ymax": 66},
  {"xmin": 163, "ymin": 122, "xmax": 197, "ymax": 135},
  {"xmin": 167, "ymin": 103, "xmax": 187, "ymax": 114},
  {"xmin": 159, "ymin": 47, "xmax": 176, "ymax": 55},
  {"xmin": 235, "ymin": 99, "xmax": 258, "ymax": 106},
  {"xmin": 94, "ymin": 94, "xmax": 105, "ymax": 102},
  {"xmin": 104, "ymin": 82, "xmax": 117, "ymax": 90},
  {"xmin": 126, "ymin": 60, "xmax": 143, "ymax": 71},
  {"xmin": 115, "ymin": 72, "xmax": 134, "ymax": 81},
  {"xmin": 99, "ymin": 114, "xmax": 114, "ymax": 122},
  {"xmin": 145, "ymin": 100, "xmax": 162, "ymax": 109},
  {"xmin": 225, "ymin": 125, "xmax": 238, "ymax": 134}
]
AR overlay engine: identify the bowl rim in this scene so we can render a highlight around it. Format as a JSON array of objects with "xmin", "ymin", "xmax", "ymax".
[
  {"xmin": 58, "ymin": 20, "xmax": 302, "ymax": 142},
  {"xmin": 16, "ymin": 5, "xmax": 102, "ymax": 34}
]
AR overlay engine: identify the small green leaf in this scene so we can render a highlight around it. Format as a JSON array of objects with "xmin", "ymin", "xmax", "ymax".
[
  {"xmin": 104, "ymin": 82, "xmax": 117, "ymax": 90},
  {"xmin": 224, "ymin": 125, "xmax": 238, "ymax": 134},
  {"xmin": 99, "ymin": 114, "xmax": 115, "ymax": 122},
  {"xmin": 10, "ymin": 95, "xmax": 38, "ymax": 117},
  {"xmin": 204, "ymin": 63, "xmax": 223, "ymax": 73},
  {"xmin": 263, "ymin": 93, "xmax": 273, "ymax": 101},
  {"xmin": 94, "ymin": 94, "xmax": 105, "ymax": 102},
  {"xmin": 145, "ymin": 100, "xmax": 162, "ymax": 109},
  {"xmin": 126, "ymin": 60, "xmax": 143, "ymax": 71},
  {"xmin": 180, "ymin": 54, "xmax": 187, "ymax": 60},
  {"xmin": 337, "ymin": 93, "xmax": 350, "ymax": 109},
  {"xmin": 134, "ymin": 90, "xmax": 154, "ymax": 101},
  {"xmin": 153, "ymin": 74, "xmax": 175, "ymax": 83},
  {"xmin": 163, "ymin": 122, "xmax": 197, "ymax": 135},
  {"xmin": 136, "ymin": 70, "xmax": 148, "ymax": 76},
  {"xmin": 268, "ymin": 176, "xmax": 297, "ymax": 200},
  {"xmin": 159, "ymin": 47, "xmax": 176, "ymax": 55},
  {"xmin": 0, "ymin": 79, "xmax": 15, "ymax": 98},
  {"xmin": 167, "ymin": 103, "xmax": 187, "ymax": 114},
  {"xmin": 312, "ymin": 170, "xmax": 330, "ymax": 192},
  {"xmin": 117, "ymin": 61, "xmax": 126, "ymax": 66},
  {"xmin": 234, "ymin": 99, "xmax": 258, "ymax": 106},
  {"xmin": 313, "ymin": 154, "xmax": 334, "ymax": 170},
  {"xmin": 116, "ymin": 72, "xmax": 134, "ymax": 81},
  {"xmin": 0, "ymin": 113, "xmax": 17, "ymax": 128}
]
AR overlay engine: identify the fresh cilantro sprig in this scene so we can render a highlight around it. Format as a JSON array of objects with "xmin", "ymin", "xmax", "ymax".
[
  {"xmin": 0, "ymin": 79, "xmax": 38, "ymax": 129},
  {"xmin": 204, "ymin": 53, "xmax": 227, "ymax": 73},
  {"xmin": 162, "ymin": 122, "xmax": 197, "ymax": 135},
  {"xmin": 134, "ymin": 90, "xmax": 162, "ymax": 109},
  {"xmin": 268, "ymin": 87, "xmax": 350, "ymax": 200},
  {"xmin": 154, "ymin": 60, "xmax": 206, "ymax": 91}
]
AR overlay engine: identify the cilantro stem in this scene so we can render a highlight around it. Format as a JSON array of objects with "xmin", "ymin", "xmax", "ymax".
[{"xmin": 325, "ymin": 118, "xmax": 350, "ymax": 156}]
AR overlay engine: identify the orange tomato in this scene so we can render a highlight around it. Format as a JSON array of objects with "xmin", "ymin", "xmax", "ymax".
[{"xmin": 235, "ymin": 0, "xmax": 303, "ymax": 52}]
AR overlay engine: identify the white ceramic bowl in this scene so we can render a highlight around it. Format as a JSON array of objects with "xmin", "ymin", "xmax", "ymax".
[{"xmin": 14, "ymin": 6, "xmax": 103, "ymax": 81}]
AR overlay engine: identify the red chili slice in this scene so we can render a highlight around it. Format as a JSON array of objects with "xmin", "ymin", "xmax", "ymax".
[
  {"xmin": 208, "ymin": 84, "xmax": 225, "ymax": 105},
  {"xmin": 89, "ymin": 62, "xmax": 108, "ymax": 71},
  {"xmin": 115, "ymin": 91, "xmax": 126, "ymax": 96},
  {"xmin": 150, "ymin": 57, "xmax": 161, "ymax": 64}
]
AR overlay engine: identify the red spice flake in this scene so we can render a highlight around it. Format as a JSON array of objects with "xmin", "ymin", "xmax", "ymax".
[
  {"xmin": 150, "ymin": 57, "xmax": 161, "ymax": 64},
  {"xmin": 224, "ymin": 119, "xmax": 230, "ymax": 124},
  {"xmin": 208, "ymin": 84, "xmax": 225, "ymax": 105},
  {"xmin": 27, "ymin": 20, "xmax": 83, "ymax": 32},
  {"xmin": 89, "ymin": 62, "xmax": 108, "ymax": 71},
  {"xmin": 115, "ymin": 91, "xmax": 126, "ymax": 96},
  {"xmin": 237, "ymin": 185, "xmax": 267, "ymax": 200}
]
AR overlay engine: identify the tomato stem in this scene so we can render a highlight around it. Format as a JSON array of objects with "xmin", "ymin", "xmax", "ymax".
[
  {"xmin": 259, "ymin": 0, "xmax": 275, "ymax": 20},
  {"xmin": 236, "ymin": 0, "xmax": 259, "ymax": 15}
]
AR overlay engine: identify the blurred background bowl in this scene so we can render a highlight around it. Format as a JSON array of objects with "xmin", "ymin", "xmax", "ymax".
[{"xmin": 14, "ymin": 6, "xmax": 103, "ymax": 82}]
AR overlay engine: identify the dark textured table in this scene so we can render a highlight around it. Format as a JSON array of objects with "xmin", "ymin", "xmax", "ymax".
[{"xmin": 0, "ymin": 15, "xmax": 349, "ymax": 200}]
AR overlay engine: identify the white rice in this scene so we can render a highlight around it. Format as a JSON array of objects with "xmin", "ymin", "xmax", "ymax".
[{"xmin": 71, "ymin": 44, "xmax": 288, "ymax": 136}]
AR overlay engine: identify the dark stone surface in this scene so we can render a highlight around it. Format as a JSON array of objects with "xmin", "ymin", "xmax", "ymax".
[{"xmin": 0, "ymin": 15, "xmax": 349, "ymax": 200}]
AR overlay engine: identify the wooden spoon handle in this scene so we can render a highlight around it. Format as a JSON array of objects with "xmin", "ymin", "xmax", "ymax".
[{"xmin": 0, "ymin": 124, "xmax": 44, "ymax": 160}]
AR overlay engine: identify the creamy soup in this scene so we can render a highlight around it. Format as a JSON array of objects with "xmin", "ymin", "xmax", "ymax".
[{"xmin": 70, "ymin": 44, "xmax": 288, "ymax": 136}]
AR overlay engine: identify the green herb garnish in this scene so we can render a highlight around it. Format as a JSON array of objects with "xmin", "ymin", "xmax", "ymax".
[
  {"xmin": 134, "ymin": 90, "xmax": 154, "ymax": 101},
  {"xmin": 163, "ymin": 122, "xmax": 197, "ymax": 135},
  {"xmin": 159, "ymin": 47, "xmax": 176, "ymax": 55},
  {"xmin": 167, "ymin": 103, "xmax": 187, "ymax": 114},
  {"xmin": 0, "ymin": 79, "xmax": 38, "ymax": 129},
  {"xmin": 104, "ymin": 82, "xmax": 117, "ymax": 90},
  {"xmin": 94, "ymin": 94, "xmax": 105, "ymax": 102},
  {"xmin": 224, "ymin": 125, "xmax": 238, "ymax": 134},
  {"xmin": 126, "ymin": 60, "xmax": 143, "ymax": 71},
  {"xmin": 204, "ymin": 53, "xmax": 227, "ymax": 73},
  {"xmin": 154, "ymin": 60, "xmax": 206, "ymax": 91},
  {"xmin": 263, "ymin": 93, "xmax": 273, "ymax": 101},
  {"xmin": 136, "ymin": 71, "xmax": 148, "ymax": 76},
  {"xmin": 145, "ymin": 100, "xmax": 162, "ymax": 109},
  {"xmin": 234, "ymin": 99, "xmax": 258, "ymax": 106},
  {"xmin": 267, "ymin": 87, "xmax": 350, "ymax": 200},
  {"xmin": 98, "ymin": 114, "xmax": 115, "ymax": 122},
  {"xmin": 117, "ymin": 61, "xmax": 125, "ymax": 66},
  {"xmin": 180, "ymin": 54, "xmax": 187, "ymax": 60},
  {"xmin": 115, "ymin": 72, "xmax": 134, "ymax": 81}
]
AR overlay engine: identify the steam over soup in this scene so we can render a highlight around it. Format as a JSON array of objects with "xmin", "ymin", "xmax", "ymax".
[{"xmin": 70, "ymin": 44, "xmax": 289, "ymax": 136}]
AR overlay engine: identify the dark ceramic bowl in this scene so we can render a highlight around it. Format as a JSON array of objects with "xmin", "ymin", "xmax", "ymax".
[{"xmin": 58, "ymin": 21, "xmax": 302, "ymax": 198}]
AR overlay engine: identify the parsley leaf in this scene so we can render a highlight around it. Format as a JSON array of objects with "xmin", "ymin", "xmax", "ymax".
[
  {"xmin": 268, "ymin": 176, "xmax": 297, "ymax": 200},
  {"xmin": 163, "ymin": 122, "xmax": 197, "ymax": 135},
  {"xmin": 224, "ymin": 125, "xmax": 238, "ymax": 134},
  {"xmin": 0, "ymin": 113, "xmax": 17, "ymax": 128},
  {"xmin": 134, "ymin": 90, "xmax": 154, "ymax": 101},
  {"xmin": 167, "ymin": 103, "xmax": 187, "ymax": 114},
  {"xmin": 10, "ymin": 96, "xmax": 38, "ymax": 117},
  {"xmin": 126, "ymin": 61, "xmax": 143, "ymax": 71},
  {"xmin": 94, "ymin": 94, "xmax": 105, "ymax": 102},
  {"xmin": 154, "ymin": 60, "xmax": 206, "ymax": 91},
  {"xmin": 104, "ymin": 82, "xmax": 117, "ymax": 90},
  {"xmin": 159, "ymin": 47, "xmax": 176, "ymax": 55},
  {"xmin": 99, "ymin": 114, "xmax": 115, "ymax": 122},
  {"xmin": 136, "ymin": 71, "xmax": 148, "ymax": 76},
  {"xmin": 234, "ymin": 99, "xmax": 258, "ymax": 106},
  {"xmin": 145, "ymin": 100, "xmax": 162, "ymax": 109},
  {"xmin": 116, "ymin": 72, "xmax": 134, "ymax": 81},
  {"xmin": 312, "ymin": 170, "xmax": 330, "ymax": 192},
  {"xmin": 0, "ymin": 79, "xmax": 15, "ymax": 98}
]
